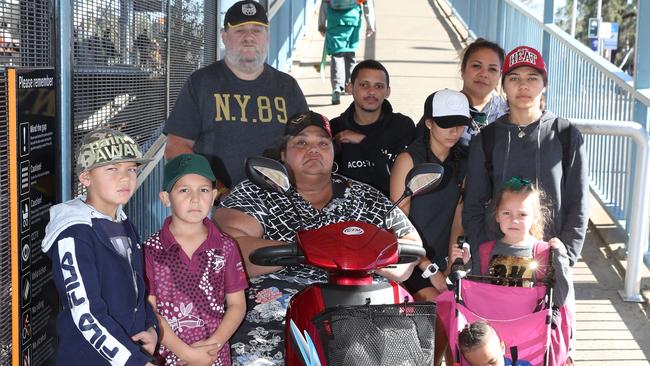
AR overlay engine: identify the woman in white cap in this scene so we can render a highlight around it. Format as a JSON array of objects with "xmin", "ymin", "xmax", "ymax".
[
  {"xmin": 391, "ymin": 89, "xmax": 473, "ymax": 365},
  {"xmin": 390, "ymin": 89, "xmax": 472, "ymax": 302}
]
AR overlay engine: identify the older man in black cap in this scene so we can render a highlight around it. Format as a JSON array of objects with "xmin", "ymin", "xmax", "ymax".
[{"xmin": 164, "ymin": 0, "xmax": 308, "ymax": 194}]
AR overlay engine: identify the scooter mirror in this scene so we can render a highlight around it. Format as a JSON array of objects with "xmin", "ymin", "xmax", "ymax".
[
  {"xmin": 245, "ymin": 156, "xmax": 291, "ymax": 195},
  {"xmin": 383, "ymin": 163, "xmax": 444, "ymax": 229},
  {"xmin": 405, "ymin": 163, "xmax": 444, "ymax": 197}
]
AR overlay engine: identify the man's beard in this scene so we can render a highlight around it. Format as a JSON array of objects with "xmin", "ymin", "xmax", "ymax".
[
  {"xmin": 360, "ymin": 105, "xmax": 381, "ymax": 113},
  {"xmin": 225, "ymin": 46, "xmax": 267, "ymax": 72},
  {"xmin": 360, "ymin": 100, "xmax": 382, "ymax": 113}
]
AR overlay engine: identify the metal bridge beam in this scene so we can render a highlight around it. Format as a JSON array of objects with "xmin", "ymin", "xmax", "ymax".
[
  {"xmin": 542, "ymin": 0, "xmax": 554, "ymax": 62},
  {"xmin": 634, "ymin": 0, "xmax": 650, "ymax": 129},
  {"xmin": 56, "ymin": 0, "xmax": 73, "ymax": 201}
]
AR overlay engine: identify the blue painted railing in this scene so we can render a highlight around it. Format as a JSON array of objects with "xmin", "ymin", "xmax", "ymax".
[
  {"xmin": 268, "ymin": 0, "xmax": 318, "ymax": 72},
  {"xmin": 444, "ymin": 0, "xmax": 650, "ymax": 262}
]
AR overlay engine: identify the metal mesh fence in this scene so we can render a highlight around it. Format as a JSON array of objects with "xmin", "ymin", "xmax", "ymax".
[
  {"xmin": 167, "ymin": 0, "xmax": 215, "ymax": 110},
  {"xmin": 0, "ymin": 0, "xmax": 51, "ymax": 361},
  {"xmin": 313, "ymin": 303, "xmax": 437, "ymax": 366},
  {"xmin": 0, "ymin": 69, "xmax": 10, "ymax": 366},
  {"xmin": 71, "ymin": 0, "xmax": 216, "ymax": 196},
  {"xmin": 0, "ymin": 0, "xmax": 217, "ymax": 358},
  {"xmin": 0, "ymin": 0, "xmax": 51, "ymax": 67}
]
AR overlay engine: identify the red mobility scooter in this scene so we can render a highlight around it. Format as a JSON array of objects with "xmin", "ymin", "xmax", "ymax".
[{"xmin": 245, "ymin": 157, "xmax": 444, "ymax": 366}]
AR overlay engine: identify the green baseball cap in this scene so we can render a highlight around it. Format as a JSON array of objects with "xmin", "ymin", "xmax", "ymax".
[
  {"xmin": 76, "ymin": 128, "xmax": 151, "ymax": 174},
  {"xmin": 163, "ymin": 153, "xmax": 216, "ymax": 192}
]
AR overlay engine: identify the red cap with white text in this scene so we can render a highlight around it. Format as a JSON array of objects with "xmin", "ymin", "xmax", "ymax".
[{"xmin": 502, "ymin": 46, "xmax": 547, "ymax": 77}]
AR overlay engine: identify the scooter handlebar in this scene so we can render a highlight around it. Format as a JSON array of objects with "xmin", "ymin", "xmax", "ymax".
[
  {"xmin": 249, "ymin": 244, "xmax": 304, "ymax": 266},
  {"xmin": 396, "ymin": 243, "xmax": 426, "ymax": 264}
]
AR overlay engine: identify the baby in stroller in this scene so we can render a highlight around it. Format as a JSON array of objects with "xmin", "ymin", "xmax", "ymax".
[
  {"xmin": 458, "ymin": 320, "xmax": 506, "ymax": 366},
  {"xmin": 437, "ymin": 177, "xmax": 575, "ymax": 366}
]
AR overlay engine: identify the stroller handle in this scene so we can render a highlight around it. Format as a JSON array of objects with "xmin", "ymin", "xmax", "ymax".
[
  {"xmin": 249, "ymin": 244, "xmax": 305, "ymax": 266},
  {"xmin": 396, "ymin": 243, "xmax": 426, "ymax": 264}
]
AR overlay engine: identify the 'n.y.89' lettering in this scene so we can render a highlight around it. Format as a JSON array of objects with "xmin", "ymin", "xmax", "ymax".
[{"xmin": 213, "ymin": 94, "xmax": 288, "ymax": 124}]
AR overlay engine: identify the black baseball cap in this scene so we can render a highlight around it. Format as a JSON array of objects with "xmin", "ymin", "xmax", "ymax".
[
  {"xmin": 262, "ymin": 111, "xmax": 333, "ymax": 161},
  {"xmin": 284, "ymin": 111, "xmax": 332, "ymax": 137},
  {"xmin": 224, "ymin": 1, "xmax": 269, "ymax": 29}
]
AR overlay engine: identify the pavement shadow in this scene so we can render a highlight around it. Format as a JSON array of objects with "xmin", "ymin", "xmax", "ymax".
[
  {"xmin": 427, "ymin": 0, "xmax": 467, "ymax": 50},
  {"xmin": 574, "ymin": 226, "xmax": 650, "ymax": 363}
]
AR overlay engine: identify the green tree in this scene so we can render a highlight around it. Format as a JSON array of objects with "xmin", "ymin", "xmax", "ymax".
[{"xmin": 555, "ymin": 0, "xmax": 636, "ymax": 74}]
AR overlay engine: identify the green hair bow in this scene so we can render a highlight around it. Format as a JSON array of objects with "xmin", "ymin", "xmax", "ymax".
[{"xmin": 503, "ymin": 176, "xmax": 531, "ymax": 190}]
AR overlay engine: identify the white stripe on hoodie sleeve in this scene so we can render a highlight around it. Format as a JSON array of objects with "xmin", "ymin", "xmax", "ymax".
[{"xmin": 58, "ymin": 237, "xmax": 132, "ymax": 365}]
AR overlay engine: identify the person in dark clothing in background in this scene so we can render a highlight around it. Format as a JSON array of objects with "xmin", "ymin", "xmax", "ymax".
[
  {"xmin": 330, "ymin": 59, "xmax": 415, "ymax": 195},
  {"xmin": 101, "ymin": 28, "xmax": 117, "ymax": 64},
  {"xmin": 135, "ymin": 29, "xmax": 152, "ymax": 68}
]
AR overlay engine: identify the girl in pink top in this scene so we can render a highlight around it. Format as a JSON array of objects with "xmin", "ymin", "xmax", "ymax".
[{"xmin": 476, "ymin": 177, "xmax": 575, "ymax": 365}]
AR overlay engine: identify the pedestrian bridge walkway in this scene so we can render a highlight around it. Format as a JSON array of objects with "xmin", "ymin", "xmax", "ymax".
[{"xmin": 290, "ymin": 0, "xmax": 650, "ymax": 364}]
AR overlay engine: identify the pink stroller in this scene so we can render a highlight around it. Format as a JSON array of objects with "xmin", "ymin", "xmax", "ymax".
[{"xmin": 436, "ymin": 246, "xmax": 574, "ymax": 366}]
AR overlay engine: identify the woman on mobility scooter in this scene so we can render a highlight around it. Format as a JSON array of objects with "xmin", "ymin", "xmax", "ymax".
[{"xmin": 214, "ymin": 111, "xmax": 424, "ymax": 366}]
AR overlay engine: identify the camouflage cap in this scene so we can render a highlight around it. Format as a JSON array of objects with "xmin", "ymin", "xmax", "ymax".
[{"xmin": 75, "ymin": 128, "xmax": 151, "ymax": 174}]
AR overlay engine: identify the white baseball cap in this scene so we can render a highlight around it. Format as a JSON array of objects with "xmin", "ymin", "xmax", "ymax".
[{"xmin": 423, "ymin": 89, "xmax": 472, "ymax": 128}]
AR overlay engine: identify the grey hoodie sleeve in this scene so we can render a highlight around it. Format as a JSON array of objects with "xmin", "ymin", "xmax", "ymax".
[
  {"xmin": 463, "ymin": 133, "xmax": 492, "ymax": 251},
  {"xmin": 559, "ymin": 126, "xmax": 589, "ymax": 265},
  {"xmin": 551, "ymin": 246, "xmax": 573, "ymax": 307}
]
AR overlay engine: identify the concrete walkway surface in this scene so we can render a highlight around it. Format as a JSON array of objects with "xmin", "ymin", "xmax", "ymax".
[{"xmin": 289, "ymin": 0, "xmax": 650, "ymax": 364}]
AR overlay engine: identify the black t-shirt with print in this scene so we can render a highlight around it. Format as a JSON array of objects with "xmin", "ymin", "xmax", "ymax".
[{"xmin": 164, "ymin": 60, "xmax": 309, "ymax": 188}]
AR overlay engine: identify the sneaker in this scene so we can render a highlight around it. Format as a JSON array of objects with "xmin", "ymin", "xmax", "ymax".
[{"xmin": 331, "ymin": 91, "xmax": 341, "ymax": 105}]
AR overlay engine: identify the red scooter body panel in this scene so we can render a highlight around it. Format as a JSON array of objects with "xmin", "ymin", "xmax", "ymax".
[
  {"xmin": 284, "ymin": 286, "xmax": 326, "ymax": 366},
  {"xmin": 285, "ymin": 221, "xmax": 414, "ymax": 366},
  {"xmin": 296, "ymin": 221, "xmax": 398, "ymax": 273}
]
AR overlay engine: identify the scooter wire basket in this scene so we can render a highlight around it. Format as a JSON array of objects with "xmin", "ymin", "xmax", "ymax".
[{"xmin": 313, "ymin": 302, "xmax": 436, "ymax": 366}]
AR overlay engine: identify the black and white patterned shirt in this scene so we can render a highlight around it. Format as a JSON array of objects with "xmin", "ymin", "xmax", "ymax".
[{"xmin": 219, "ymin": 173, "xmax": 417, "ymax": 365}]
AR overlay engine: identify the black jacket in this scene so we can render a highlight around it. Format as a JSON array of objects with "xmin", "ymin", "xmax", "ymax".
[{"xmin": 330, "ymin": 100, "xmax": 415, "ymax": 195}]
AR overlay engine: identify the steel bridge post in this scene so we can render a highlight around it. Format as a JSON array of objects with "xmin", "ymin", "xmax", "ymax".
[
  {"xmin": 542, "ymin": 0, "xmax": 554, "ymax": 62},
  {"xmin": 634, "ymin": 0, "xmax": 650, "ymax": 129},
  {"xmin": 56, "ymin": 0, "xmax": 73, "ymax": 201}
]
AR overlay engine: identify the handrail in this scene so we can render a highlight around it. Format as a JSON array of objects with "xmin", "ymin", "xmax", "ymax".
[
  {"xmin": 268, "ymin": 0, "xmax": 287, "ymax": 19},
  {"xmin": 499, "ymin": 0, "xmax": 650, "ymax": 109},
  {"xmin": 504, "ymin": 0, "xmax": 542, "ymax": 25},
  {"xmin": 572, "ymin": 119, "xmax": 649, "ymax": 303},
  {"xmin": 481, "ymin": 0, "xmax": 650, "ymax": 108},
  {"xmin": 543, "ymin": 24, "xmax": 647, "ymax": 102},
  {"xmin": 137, "ymin": 134, "xmax": 166, "ymax": 189}
]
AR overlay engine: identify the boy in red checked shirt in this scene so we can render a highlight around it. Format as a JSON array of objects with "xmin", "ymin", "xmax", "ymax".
[{"xmin": 144, "ymin": 153, "xmax": 247, "ymax": 366}]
